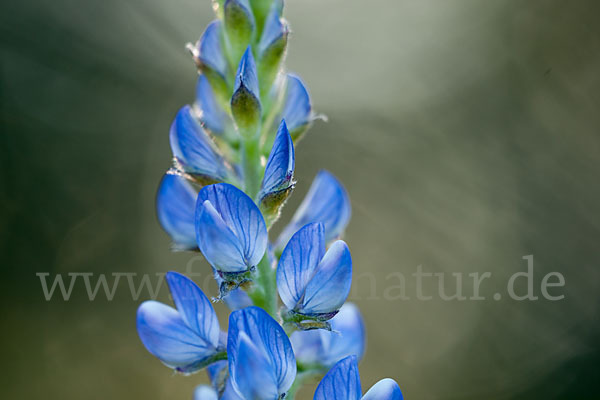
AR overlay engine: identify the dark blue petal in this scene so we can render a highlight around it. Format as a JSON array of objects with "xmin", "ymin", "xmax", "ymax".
[
  {"xmin": 197, "ymin": 183, "xmax": 267, "ymax": 269},
  {"xmin": 259, "ymin": 119, "xmax": 295, "ymax": 196},
  {"xmin": 276, "ymin": 170, "xmax": 351, "ymax": 251},
  {"xmin": 169, "ymin": 105, "xmax": 228, "ymax": 180},
  {"xmin": 196, "ymin": 200, "xmax": 248, "ymax": 273},
  {"xmin": 197, "ymin": 20, "xmax": 228, "ymax": 78},
  {"xmin": 276, "ymin": 223, "xmax": 325, "ymax": 311},
  {"xmin": 258, "ymin": 2, "xmax": 287, "ymax": 56},
  {"xmin": 313, "ymin": 356, "xmax": 362, "ymax": 400},
  {"xmin": 228, "ymin": 307, "xmax": 296, "ymax": 395},
  {"xmin": 156, "ymin": 174, "xmax": 197, "ymax": 249},
  {"xmin": 231, "ymin": 332, "xmax": 279, "ymax": 400},
  {"xmin": 282, "ymin": 74, "xmax": 312, "ymax": 134},
  {"xmin": 136, "ymin": 301, "xmax": 216, "ymax": 372},
  {"xmin": 165, "ymin": 272, "xmax": 220, "ymax": 347},
  {"xmin": 234, "ymin": 46, "xmax": 260, "ymax": 100},
  {"xmin": 194, "ymin": 385, "xmax": 218, "ymax": 400},
  {"xmin": 361, "ymin": 379, "xmax": 403, "ymax": 400},
  {"xmin": 195, "ymin": 75, "xmax": 228, "ymax": 135},
  {"xmin": 300, "ymin": 240, "xmax": 352, "ymax": 315}
]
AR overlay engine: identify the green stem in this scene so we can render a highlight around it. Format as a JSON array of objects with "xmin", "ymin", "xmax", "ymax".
[
  {"xmin": 248, "ymin": 253, "xmax": 277, "ymax": 318},
  {"xmin": 242, "ymin": 137, "xmax": 262, "ymax": 199}
]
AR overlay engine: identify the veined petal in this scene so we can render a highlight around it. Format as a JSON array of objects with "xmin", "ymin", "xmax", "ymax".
[
  {"xmin": 195, "ymin": 75, "xmax": 228, "ymax": 135},
  {"xmin": 197, "ymin": 20, "xmax": 227, "ymax": 78},
  {"xmin": 361, "ymin": 379, "xmax": 403, "ymax": 400},
  {"xmin": 282, "ymin": 74, "xmax": 312, "ymax": 138},
  {"xmin": 165, "ymin": 272, "xmax": 220, "ymax": 348},
  {"xmin": 234, "ymin": 45, "xmax": 259, "ymax": 97},
  {"xmin": 300, "ymin": 240, "xmax": 352, "ymax": 315},
  {"xmin": 194, "ymin": 385, "xmax": 218, "ymax": 400},
  {"xmin": 198, "ymin": 183, "xmax": 267, "ymax": 268},
  {"xmin": 169, "ymin": 105, "xmax": 228, "ymax": 180},
  {"xmin": 276, "ymin": 223, "xmax": 325, "ymax": 310},
  {"xmin": 136, "ymin": 301, "xmax": 216, "ymax": 371},
  {"xmin": 228, "ymin": 307, "xmax": 296, "ymax": 395},
  {"xmin": 156, "ymin": 174, "xmax": 197, "ymax": 249},
  {"xmin": 276, "ymin": 170, "xmax": 351, "ymax": 251},
  {"xmin": 231, "ymin": 332, "xmax": 279, "ymax": 400},
  {"xmin": 195, "ymin": 200, "xmax": 248, "ymax": 273},
  {"xmin": 260, "ymin": 119, "xmax": 295, "ymax": 195},
  {"xmin": 313, "ymin": 356, "xmax": 362, "ymax": 400}
]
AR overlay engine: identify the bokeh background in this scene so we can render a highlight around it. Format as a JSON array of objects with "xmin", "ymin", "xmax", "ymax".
[{"xmin": 2, "ymin": 0, "xmax": 600, "ymax": 398}]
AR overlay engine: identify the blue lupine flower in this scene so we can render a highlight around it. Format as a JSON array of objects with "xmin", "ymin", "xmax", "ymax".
[
  {"xmin": 314, "ymin": 356, "xmax": 403, "ymax": 400},
  {"xmin": 169, "ymin": 105, "xmax": 231, "ymax": 184},
  {"xmin": 231, "ymin": 46, "xmax": 261, "ymax": 138},
  {"xmin": 227, "ymin": 307, "xmax": 296, "ymax": 399},
  {"xmin": 277, "ymin": 222, "xmax": 352, "ymax": 326},
  {"xmin": 291, "ymin": 303, "xmax": 365, "ymax": 367},
  {"xmin": 223, "ymin": 288, "xmax": 253, "ymax": 311},
  {"xmin": 281, "ymin": 74, "xmax": 313, "ymax": 140},
  {"xmin": 136, "ymin": 272, "xmax": 224, "ymax": 374},
  {"xmin": 192, "ymin": 20, "xmax": 228, "ymax": 80},
  {"xmin": 257, "ymin": 1, "xmax": 288, "ymax": 95},
  {"xmin": 224, "ymin": 0, "xmax": 256, "ymax": 65},
  {"xmin": 195, "ymin": 183, "xmax": 267, "ymax": 293},
  {"xmin": 194, "ymin": 360, "xmax": 244, "ymax": 400},
  {"xmin": 156, "ymin": 173, "xmax": 197, "ymax": 250},
  {"xmin": 275, "ymin": 170, "xmax": 351, "ymax": 252},
  {"xmin": 257, "ymin": 1, "xmax": 287, "ymax": 57},
  {"xmin": 195, "ymin": 75, "xmax": 229, "ymax": 136}
]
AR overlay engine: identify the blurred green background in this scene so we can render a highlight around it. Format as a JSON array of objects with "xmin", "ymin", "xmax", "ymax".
[{"xmin": 2, "ymin": 0, "xmax": 600, "ymax": 399}]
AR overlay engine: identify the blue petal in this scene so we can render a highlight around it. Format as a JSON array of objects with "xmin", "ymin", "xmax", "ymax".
[
  {"xmin": 156, "ymin": 174, "xmax": 197, "ymax": 249},
  {"xmin": 169, "ymin": 105, "xmax": 228, "ymax": 180},
  {"xmin": 291, "ymin": 303, "xmax": 365, "ymax": 367},
  {"xmin": 136, "ymin": 301, "xmax": 216, "ymax": 371},
  {"xmin": 258, "ymin": 3, "xmax": 287, "ymax": 56},
  {"xmin": 206, "ymin": 359, "xmax": 227, "ymax": 387},
  {"xmin": 194, "ymin": 385, "xmax": 218, "ymax": 400},
  {"xmin": 195, "ymin": 75, "xmax": 228, "ymax": 135},
  {"xmin": 196, "ymin": 200, "xmax": 248, "ymax": 272},
  {"xmin": 234, "ymin": 46, "xmax": 260, "ymax": 100},
  {"xmin": 300, "ymin": 240, "xmax": 352, "ymax": 315},
  {"xmin": 228, "ymin": 307, "xmax": 296, "ymax": 395},
  {"xmin": 222, "ymin": 379, "xmax": 245, "ymax": 400},
  {"xmin": 361, "ymin": 379, "xmax": 403, "ymax": 400},
  {"xmin": 276, "ymin": 222, "xmax": 325, "ymax": 311},
  {"xmin": 282, "ymin": 74, "xmax": 311, "ymax": 133},
  {"xmin": 223, "ymin": 288, "xmax": 253, "ymax": 311},
  {"xmin": 231, "ymin": 332, "xmax": 279, "ymax": 400},
  {"xmin": 313, "ymin": 356, "xmax": 362, "ymax": 400},
  {"xmin": 197, "ymin": 20, "xmax": 227, "ymax": 78},
  {"xmin": 197, "ymin": 183, "xmax": 267, "ymax": 268},
  {"xmin": 259, "ymin": 119, "xmax": 295, "ymax": 196},
  {"xmin": 276, "ymin": 170, "xmax": 351, "ymax": 251},
  {"xmin": 165, "ymin": 272, "xmax": 220, "ymax": 348}
]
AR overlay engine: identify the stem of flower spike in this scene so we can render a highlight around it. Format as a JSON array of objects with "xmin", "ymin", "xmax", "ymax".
[
  {"xmin": 248, "ymin": 253, "xmax": 277, "ymax": 318},
  {"xmin": 241, "ymin": 137, "xmax": 262, "ymax": 199}
]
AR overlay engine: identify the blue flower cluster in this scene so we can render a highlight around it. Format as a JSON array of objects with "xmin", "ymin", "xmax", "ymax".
[{"xmin": 138, "ymin": 1, "xmax": 403, "ymax": 398}]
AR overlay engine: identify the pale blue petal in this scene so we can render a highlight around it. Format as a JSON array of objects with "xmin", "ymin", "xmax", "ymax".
[
  {"xmin": 222, "ymin": 379, "xmax": 245, "ymax": 400},
  {"xmin": 228, "ymin": 307, "xmax": 296, "ymax": 395},
  {"xmin": 195, "ymin": 75, "xmax": 228, "ymax": 135},
  {"xmin": 156, "ymin": 174, "xmax": 197, "ymax": 249},
  {"xmin": 234, "ymin": 46, "xmax": 260, "ymax": 100},
  {"xmin": 194, "ymin": 385, "xmax": 218, "ymax": 400},
  {"xmin": 361, "ymin": 379, "xmax": 403, "ymax": 400},
  {"xmin": 198, "ymin": 20, "xmax": 227, "ymax": 78},
  {"xmin": 322, "ymin": 303, "xmax": 366, "ymax": 365},
  {"xmin": 300, "ymin": 240, "xmax": 352, "ymax": 315},
  {"xmin": 276, "ymin": 222, "xmax": 325, "ymax": 310},
  {"xmin": 169, "ymin": 105, "xmax": 227, "ymax": 180},
  {"xmin": 259, "ymin": 119, "xmax": 295, "ymax": 196},
  {"xmin": 165, "ymin": 272, "xmax": 220, "ymax": 348},
  {"xmin": 206, "ymin": 359, "xmax": 227, "ymax": 387},
  {"xmin": 290, "ymin": 328, "xmax": 324, "ymax": 366},
  {"xmin": 136, "ymin": 301, "xmax": 216, "ymax": 371},
  {"xmin": 195, "ymin": 200, "xmax": 248, "ymax": 273},
  {"xmin": 231, "ymin": 332, "xmax": 279, "ymax": 400},
  {"xmin": 276, "ymin": 170, "xmax": 351, "ymax": 250},
  {"xmin": 282, "ymin": 74, "xmax": 311, "ymax": 133},
  {"xmin": 223, "ymin": 288, "xmax": 253, "ymax": 311},
  {"xmin": 258, "ymin": 3, "xmax": 287, "ymax": 56},
  {"xmin": 313, "ymin": 356, "xmax": 362, "ymax": 400},
  {"xmin": 198, "ymin": 183, "xmax": 267, "ymax": 268}
]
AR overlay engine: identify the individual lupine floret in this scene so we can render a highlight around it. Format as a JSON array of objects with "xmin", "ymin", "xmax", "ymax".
[
  {"xmin": 277, "ymin": 222, "xmax": 352, "ymax": 330},
  {"xmin": 169, "ymin": 105, "xmax": 233, "ymax": 185},
  {"xmin": 195, "ymin": 183, "xmax": 267, "ymax": 296},
  {"xmin": 231, "ymin": 47, "xmax": 261, "ymax": 139},
  {"xmin": 257, "ymin": 1, "xmax": 288, "ymax": 98},
  {"xmin": 224, "ymin": 0, "xmax": 256, "ymax": 68},
  {"xmin": 195, "ymin": 75, "xmax": 231, "ymax": 137},
  {"xmin": 313, "ymin": 356, "xmax": 403, "ymax": 400},
  {"xmin": 291, "ymin": 303, "xmax": 365, "ymax": 368},
  {"xmin": 136, "ymin": 272, "xmax": 225, "ymax": 374},
  {"xmin": 281, "ymin": 74, "xmax": 314, "ymax": 141},
  {"xmin": 258, "ymin": 119, "xmax": 295, "ymax": 226},
  {"xmin": 275, "ymin": 169, "xmax": 351, "ymax": 253},
  {"xmin": 156, "ymin": 173, "xmax": 198, "ymax": 250},
  {"xmin": 227, "ymin": 307, "xmax": 296, "ymax": 399}
]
